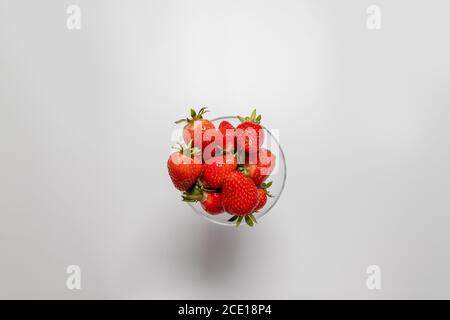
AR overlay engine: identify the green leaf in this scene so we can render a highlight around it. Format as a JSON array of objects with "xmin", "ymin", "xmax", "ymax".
[
  {"xmin": 245, "ymin": 215, "xmax": 254, "ymax": 227},
  {"xmin": 175, "ymin": 118, "xmax": 187, "ymax": 124},
  {"xmin": 181, "ymin": 181, "xmax": 205, "ymax": 202},
  {"xmin": 236, "ymin": 216, "xmax": 244, "ymax": 227},
  {"xmin": 228, "ymin": 215, "xmax": 238, "ymax": 222},
  {"xmin": 249, "ymin": 214, "xmax": 258, "ymax": 224},
  {"xmin": 237, "ymin": 116, "xmax": 246, "ymax": 123},
  {"xmin": 262, "ymin": 181, "xmax": 272, "ymax": 189},
  {"xmin": 255, "ymin": 115, "xmax": 262, "ymax": 123},
  {"xmin": 190, "ymin": 109, "xmax": 196, "ymax": 118},
  {"xmin": 250, "ymin": 109, "xmax": 257, "ymax": 120},
  {"xmin": 198, "ymin": 107, "xmax": 209, "ymax": 115}
]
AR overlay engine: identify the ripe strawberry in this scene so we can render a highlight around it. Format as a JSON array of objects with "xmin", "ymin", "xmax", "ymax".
[
  {"xmin": 255, "ymin": 189, "xmax": 267, "ymax": 210},
  {"xmin": 243, "ymin": 148, "xmax": 276, "ymax": 186},
  {"xmin": 218, "ymin": 120, "xmax": 236, "ymax": 153},
  {"xmin": 182, "ymin": 183, "xmax": 224, "ymax": 215},
  {"xmin": 222, "ymin": 171, "xmax": 259, "ymax": 226},
  {"xmin": 201, "ymin": 192, "xmax": 224, "ymax": 214},
  {"xmin": 167, "ymin": 145, "xmax": 203, "ymax": 191},
  {"xmin": 236, "ymin": 110, "xmax": 264, "ymax": 153},
  {"xmin": 175, "ymin": 107, "xmax": 215, "ymax": 151},
  {"xmin": 254, "ymin": 181, "xmax": 273, "ymax": 211},
  {"xmin": 201, "ymin": 155, "xmax": 237, "ymax": 189}
]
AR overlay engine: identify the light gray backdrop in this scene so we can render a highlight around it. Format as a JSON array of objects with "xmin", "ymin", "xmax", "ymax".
[{"xmin": 1, "ymin": 0, "xmax": 449, "ymax": 299}]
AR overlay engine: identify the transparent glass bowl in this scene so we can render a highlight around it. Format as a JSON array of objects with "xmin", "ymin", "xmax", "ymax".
[{"xmin": 185, "ymin": 116, "xmax": 287, "ymax": 226}]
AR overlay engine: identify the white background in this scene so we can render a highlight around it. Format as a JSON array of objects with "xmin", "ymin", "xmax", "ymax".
[{"xmin": 1, "ymin": 0, "xmax": 449, "ymax": 299}]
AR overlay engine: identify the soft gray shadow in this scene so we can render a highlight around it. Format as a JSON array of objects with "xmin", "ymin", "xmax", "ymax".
[
  {"xmin": 166, "ymin": 219, "xmax": 245, "ymax": 287},
  {"xmin": 197, "ymin": 224, "xmax": 243, "ymax": 282}
]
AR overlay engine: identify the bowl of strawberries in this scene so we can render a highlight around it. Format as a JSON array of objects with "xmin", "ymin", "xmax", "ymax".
[{"xmin": 167, "ymin": 108, "xmax": 286, "ymax": 227}]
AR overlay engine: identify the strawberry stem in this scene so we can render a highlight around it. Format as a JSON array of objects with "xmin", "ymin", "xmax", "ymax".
[
  {"xmin": 237, "ymin": 109, "xmax": 262, "ymax": 124},
  {"xmin": 175, "ymin": 107, "xmax": 209, "ymax": 124}
]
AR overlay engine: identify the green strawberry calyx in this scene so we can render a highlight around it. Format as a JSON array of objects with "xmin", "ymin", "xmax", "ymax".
[
  {"xmin": 175, "ymin": 107, "xmax": 209, "ymax": 125},
  {"xmin": 236, "ymin": 164, "xmax": 249, "ymax": 175},
  {"xmin": 228, "ymin": 213, "xmax": 258, "ymax": 227},
  {"xmin": 172, "ymin": 141, "xmax": 200, "ymax": 158},
  {"xmin": 237, "ymin": 109, "xmax": 261, "ymax": 124},
  {"xmin": 181, "ymin": 180, "xmax": 215, "ymax": 203},
  {"xmin": 260, "ymin": 181, "xmax": 274, "ymax": 198}
]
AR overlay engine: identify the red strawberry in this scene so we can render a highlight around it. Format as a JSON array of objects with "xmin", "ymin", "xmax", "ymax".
[
  {"xmin": 201, "ymin": 155, "xmax": 237, "ymax": 189},
  {"xmin": 244, "ymin": 148, "xmax": 276, "ymax": 186},
  {"xmin": 254, "ymin": 181, "xmax": 273, "ymax": 211},
  {"xmin": 167, "ymin": 145, "xmax": 203, "ymax": 191},
  {"xmin": 201, "ymin": 192, "xmax": 223, "ymax": 214},
  {"xmin": 175, "ymin": 107, "xmax": 215, "ymax": 151},
  {"xmin": 218, "ymin": 120, "xmax": 236, "ymax": 153},
  {"xmin": 236, "ymin": 110, "xmax": 264, "ymax": 153},
  {"xmin": 255, "ymin": 189, "xmax": 267, "ymax": 210},
  {"xmin": 222, "ymin": 171, "xmax": 259, "ymax": 227},
  {"xmin": 182, "ymin": 182, "xmax": 224, "ymax": 215}
]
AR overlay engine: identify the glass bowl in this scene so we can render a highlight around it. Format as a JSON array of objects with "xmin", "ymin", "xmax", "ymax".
[{"xmin": 184, "ymin": 116, "xmax": 287, "ymax": 226}]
